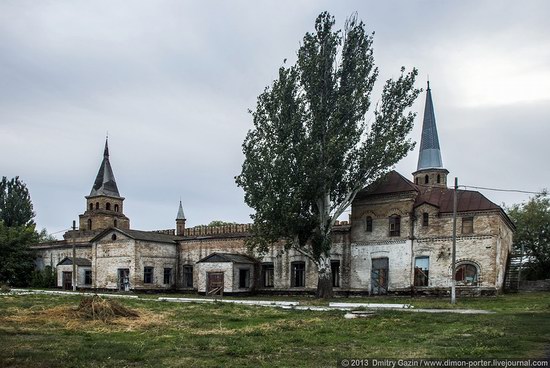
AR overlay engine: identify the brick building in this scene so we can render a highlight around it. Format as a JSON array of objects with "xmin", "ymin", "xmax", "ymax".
[{"xmin": 32, "ymin": 84, "xmax": 514, "ymax": 295}]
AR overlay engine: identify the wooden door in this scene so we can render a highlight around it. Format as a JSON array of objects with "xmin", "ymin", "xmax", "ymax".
[
  {"xmin": 62, "ymin": 272, "xmax": 72, "ymax": 290},
  {"xmin": 371, "ymin": 258, "xmax": 389, "ymax": 295},
  {"xmin": 207, "ymin": 272, "xmax": 224, "ymax": 294}
]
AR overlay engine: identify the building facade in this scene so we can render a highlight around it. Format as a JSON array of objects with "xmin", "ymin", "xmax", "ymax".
[{"xmin": 32, "ymin": 84, "xmax": 514, "ymax": 296}]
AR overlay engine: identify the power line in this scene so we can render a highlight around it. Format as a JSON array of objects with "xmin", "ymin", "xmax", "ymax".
[{"xmin": 460, "ymin": 185, "xmax": 545, "ymax": 196}]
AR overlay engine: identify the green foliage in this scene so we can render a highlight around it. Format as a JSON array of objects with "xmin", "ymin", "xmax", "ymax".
[
  {"xmin": 0, "ymin": 176, "xmax": 39, "ymax": 286},
  {"xmin": 507, "ymin": 191, "xmax": 550, "ymax": 280},
  {"xmin": 30, "ymin": 265, "xmax": 56, "ymax": 288},
  {"xmin": 0, "ymin": 176, "xmax": 35, "ymax": 227},
  {"xmin": 205, "ymin": 220, "xmax": 237, "ymax": 227},
  {"xmin": 236, "ymin": 12, "xmax": 420, "ymax": 296},
  {"xmin": 0, "ymin": 221, "xmax": 37, "ymax": 286}
]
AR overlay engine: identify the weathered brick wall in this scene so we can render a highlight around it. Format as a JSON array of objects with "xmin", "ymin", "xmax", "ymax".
[
  {"xmin": 33, "ymin": 244, "xmax": 92, "ymax": 271},
  {"xmin": 196, "ymin": 262, "xmax": 232, "ymax": 293},
  {"xmin": 133, "ymin": 240, "xmax": 177, "ymax": 290},
  {"xmin": 92, "ymin": 233, "xmax": 135, "ymax": 289},
  {"xmin": 56, "ymin": 264, "xmax": 91, "ymax": 288}
]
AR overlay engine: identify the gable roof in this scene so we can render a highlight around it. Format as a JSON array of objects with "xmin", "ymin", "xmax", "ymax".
[
  {"xmin": 414, "ymin": 186, "xmax": 501, "ymax": 213},
  {"xmin": 197, "ymin": 252, "xmax": 257, "ymax": 264},
  {"xmin": 355, "ymin": 170, "xmax": 418, "ymax": 199},
  {"xmin": 90, "ymin": 228, "xmax": 180, "ymax": 244},
  {"xmin": 57, "ymin": 257, "xmax": 92, "ymax": 267}
]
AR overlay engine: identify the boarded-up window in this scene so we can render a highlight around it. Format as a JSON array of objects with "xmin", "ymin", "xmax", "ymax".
[
  {"xmin": 414, "ymin": 257, "xmax": 429, "ymax": 287},
  {"xmin": 389, "ymin": 215, "xmax": 401, "ymax": 237},
  {"xmin": 143, "ymin": 267, "xmax": 154, "ymax": 284},
  {"xmin": 183, "ymin": 265, "xmax": 193, "ymax": 288},
  {"xmin": 455, "ymin": 263, "xmax": 478, "ymax": 286},
  {"xmin": 291, "ymin": 262, "xmax": 305, "ymax": 287},
  {"xmin": 331, "ymin": 260, "xmax": 340, "ymax": 287},
  {"xmin": 239, "ymin": 269, "xmax": 250, "ymax": 288},
  {"xmin": 462, "ymin": 217, "xmax": 474, "ymax": 234},
  {"xmin": 261, "ymin": 263, "xmax": 274, "ymax": 287},
  {"xmin": 163, "ymin": 268, "xmax": 172, "ymax": 285}
]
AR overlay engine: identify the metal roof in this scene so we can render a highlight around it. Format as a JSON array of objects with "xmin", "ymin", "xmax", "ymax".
[
  {"xmin": 90, "ymin": 228, "xmax": 180, "ymax": 244},
  {"xmin": 57, "ymin": 257, "xmax": 92, "ymax": 267},
  {"xmin": 89, "ymin": 139, "xmax": 121, "ymax": 198},
  {"xmin": 176, "ymin": 200, "xmax": 186, "ymax": 220},
  {"xmin": 417, "ymin": 82, "xmax": 444, "ymax": 170},
  {"xmin": 197, "ymin": 252, "xmax": 257, "ymax": 264}
]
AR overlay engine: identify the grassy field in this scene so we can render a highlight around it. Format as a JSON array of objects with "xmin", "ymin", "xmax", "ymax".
[{"xmin": 0, "ymin": 292, "xmax": 549, "ymax": 367}]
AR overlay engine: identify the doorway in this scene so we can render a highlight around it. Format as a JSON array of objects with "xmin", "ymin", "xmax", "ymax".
[
  {"xmin": 62, "ymin": 271, "xmax": 72, "ymax": 290},
  {"xmin": 371, "ymin": 257, "xmax": 389, "ymax": 295},
  {"xmin": 118, "ymin": 268, "xmax": 130, "ymax": 291},
  {"xmin": 207, "ymin": 272, "xmax": 224, "ymax": 295}
]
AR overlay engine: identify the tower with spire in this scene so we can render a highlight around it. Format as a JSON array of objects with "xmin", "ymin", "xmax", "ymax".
[
  {"xmin": 79, "ymin": 139, "xmax": 130, "ymax": 231},
  {"xmin": 176, "ymin": 200, "xmax": 186, "ymax": 236},
  {"xmin": 412, "ymin": 81, "xmax": 449, "ymax": 187}
]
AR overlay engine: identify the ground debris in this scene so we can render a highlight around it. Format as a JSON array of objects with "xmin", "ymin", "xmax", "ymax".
[{"xmin": 76, "ymin": 295, "xmax": 139, "ymax": 322}]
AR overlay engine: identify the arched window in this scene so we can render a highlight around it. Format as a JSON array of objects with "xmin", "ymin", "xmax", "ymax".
[
  {"xmin": 106, "ymin": 203, "xmax": 111, "ymax": 211},
  {"xmin": 366, "ymin": 216, "xmax": 373, "ymax": 232},
  {"xmin": 437, "ymin": 174, "xmax": 441, "ymax": 184},
  {"xmin": 87, "ymin": 219, "xmax": 92, "ymax": 230},
  {"xmin": 114, "ymin": 219, "xmax": 118, "ymax": 228},
  {"xmin": 389, "ymin": 215, "xmax": 401, "ymax": 237},
  {"xmin": 111, "ymin": 234, "xmax": 117, "ymax": 241},
  {"xmin": 89, "ymin": 203, "xmax": 93, "ymax": 211},
  {"xmin": 95, "ymin": 202, "xmax": 99, "ymax": 210},
  {"xmin": 114, "ymin": 204, "xmax": 119, "ymax": 212},
  {"xmin": 424, "ymin": 175, "xmax": 429, "ymax": 184},
  {"xmin": 455, "ymin": 263, "xmax": 478, "ymax": 286}
]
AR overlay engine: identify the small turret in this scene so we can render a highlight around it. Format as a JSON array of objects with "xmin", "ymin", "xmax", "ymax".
[{"xmin": 176, "ymin": 200, "xmax": 186, "ymax": 236}]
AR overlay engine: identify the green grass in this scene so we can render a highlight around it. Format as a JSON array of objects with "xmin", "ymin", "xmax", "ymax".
[{"xmin": 0, "ymin": 292, "xmax": 549, "ymax": 367}]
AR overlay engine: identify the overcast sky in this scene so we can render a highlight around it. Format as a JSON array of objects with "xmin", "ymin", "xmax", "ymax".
[{"xmin": 1, "ymin": 1, "xmax": 549, "ymax": 237}]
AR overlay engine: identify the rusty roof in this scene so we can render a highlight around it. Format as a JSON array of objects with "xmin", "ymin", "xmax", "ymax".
[{"xmin": 355, "ymin": 170, "xmax": 505, "ymax": 215}]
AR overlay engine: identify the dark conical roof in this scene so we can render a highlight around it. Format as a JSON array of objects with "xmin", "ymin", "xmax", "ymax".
[
  {"xmin": 417, "ymin": 81, "xmax": 444, "ymax": 170},
  {"xmin": 176, "ymin": 200, "xmax": 186, "ymax": 220},
  {"xmin": 89, "ymin": 139, "xmax": 121, "ymax": 197}
]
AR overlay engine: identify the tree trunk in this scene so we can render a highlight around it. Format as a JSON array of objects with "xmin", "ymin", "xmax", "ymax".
[{"xmin": 315, "ymin": 255, "xmax": 334, "ymax": 298}]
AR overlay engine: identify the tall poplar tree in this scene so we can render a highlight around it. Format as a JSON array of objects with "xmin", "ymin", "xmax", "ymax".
[{"xmin": 236, "ymin": 12, "xmax": 420, "ymax": 297}]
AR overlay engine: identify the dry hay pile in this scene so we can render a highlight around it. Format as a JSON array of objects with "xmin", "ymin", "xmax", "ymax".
[{"xmin": 76, "ymin": 295, "xmax": 139, "ymax": 322}]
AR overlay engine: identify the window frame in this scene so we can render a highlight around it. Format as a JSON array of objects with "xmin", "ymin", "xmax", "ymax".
[
  {"xmin": 163, "ymin": 268, "xmax": 172, "ymax": 285},
  {"xmin": 365, "ymin": 216, "xmax": 373, "ymax": 232},
  {"xmin": 462, "ymin": 217, "xmax": 474, "ymax": 234},
  {"xmin": 238, "ymin": 268, "xmax": 250, "ymax": 288},
  {"xmin": 182, "ymin": 265, "xmax": 193, "ymax": 288},
  {"xmin": 389, "ymin": 215, "xmax": 401, "ymax": 237},
  {"xmin": 261, "ymin": 263, "xmax": 274, "ymax": 288},
  {"xmin": 422, "ymin": 212, "xmax": 429, "ymax": 227},
  {"xmin": 143, "ymin": 266, "xmax": 154, "ymax": 284},
  {"xmin": 414, "ymin": 256, "xmax": 429, "ymax": 287},
  {"xmin": 455, "ymin": 263, "xmax": 478, "ymax": 286},
  {"xmin": 84, "ymin": 270, "xmax": 92, "ymax": 285},
  {"xmin": 291, "ymin": 261, "xmax": 306, "ymax": 287}
]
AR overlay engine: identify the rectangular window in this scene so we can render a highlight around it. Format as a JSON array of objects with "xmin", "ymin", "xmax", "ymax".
[
  {"xmin": 143, "ymin": 267, "xmax": 154, "ymax": 284},
  {"xmin": 239, "ymin": 268, "xmax": 250, "ymax": 288},
  {"xmin": 183, "ymin": 265, "xmax": 193, "ymax": 288},
  {"xmin": 389, "ymin": 215, "xmax": 401, "ymax": 237},
  {"xmin": 163, "ymin": 268, "xmax": 172, "ymax": 285},
  {"xmin": 291, "ymin": 262, "xmax": 305, "ymax": 287},
  {"xmin": 462, "ymin": 217, "xmax": 474, "ymax": 234},
  {"xmin": 422, "ymin": 212, "xmax": 429, "ymax": 227},
  {"xmin": 84, "ymin": 270, "xmax": 92, "ymax": 285},
  {"xmin": 331, "ymin": 260, "xmax": 340, "ymax": 287},
  {"xmin": 414, "ymin": 257, "xmax": 429, "ymax": 287},
  {"xmin": 261, "ymin": 263, "xmax": 274, "ymax": 287},
  {"xmin": 365, "ymin": 216, "xmax": 373, "ymax": 232}
]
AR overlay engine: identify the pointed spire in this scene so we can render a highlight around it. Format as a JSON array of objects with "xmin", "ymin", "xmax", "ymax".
[
  {"xmin": 90, "ymin": 138, "xmax": 121, "ymax": 197},
  {"xmin": 417, "ymin": 81, "xmax": 444, "ymax": 170},
  {"xmin": 176, "ymin": 200, "xmax": 186, "ymax": 220}
]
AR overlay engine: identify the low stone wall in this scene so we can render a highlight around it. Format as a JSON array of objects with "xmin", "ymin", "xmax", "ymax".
[{"xmin": 520, "ymin": 279, "xmax": 550, "ymax": 291}]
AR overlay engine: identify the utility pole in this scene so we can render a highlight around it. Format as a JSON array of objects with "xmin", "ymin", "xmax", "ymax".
[
  {"xmin": 72, "ymin": 220, "xmax": 77, "ymax": 292},
  {"xmin": 451, "ymin": 177, "xmax": 458, "ymax": 304}
]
